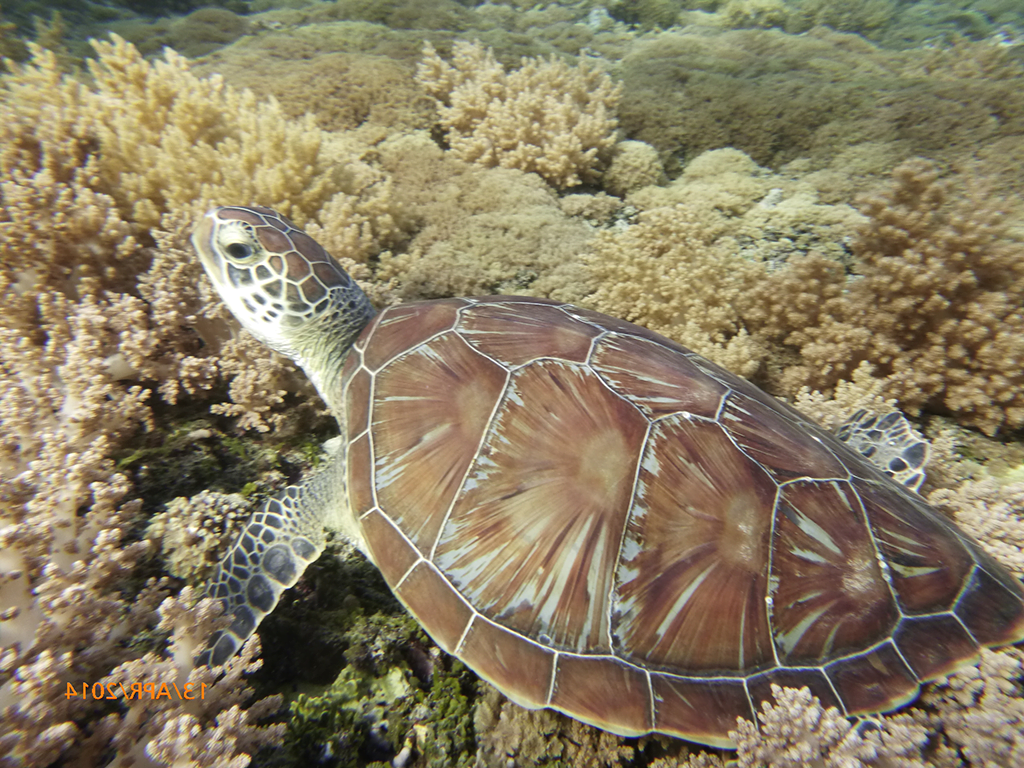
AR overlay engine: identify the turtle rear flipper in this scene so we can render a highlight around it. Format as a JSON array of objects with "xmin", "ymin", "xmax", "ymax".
[
  {"xmin": 197, "ymin": 485, "xmax": 326, "ymax": 667},
  {"xmin": 835, "ymin": 408, "xmax": 931, "ymax": 491}
]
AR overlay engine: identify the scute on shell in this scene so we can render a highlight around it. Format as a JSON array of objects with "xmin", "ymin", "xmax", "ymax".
[{"xmin": 340, "ymin": 296, "xmax": 1024, "ymax": 748}]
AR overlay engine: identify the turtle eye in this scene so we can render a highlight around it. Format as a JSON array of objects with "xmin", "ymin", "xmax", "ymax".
[{"xmin": 225, "ymin": 242, "xmax": 253, "ymax": 261}]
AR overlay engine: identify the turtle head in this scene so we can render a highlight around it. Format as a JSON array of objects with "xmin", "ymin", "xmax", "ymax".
[{"xmin": 193, "ymin": 206, "xmax": 375, "ymax": 400}]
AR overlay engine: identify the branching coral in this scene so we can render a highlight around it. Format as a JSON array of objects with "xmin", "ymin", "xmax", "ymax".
[
  {"xmin": 731, "ymin": 684, "xmax": 928, "ymax": 768},
  {"xmin": 581, "ymin": 202, "xmax": 768, "ymax": 377},
  {"xmin": 104, "ymin": 593, "xmax": 285, "ymax": 768},
  {"xmin": 0, "ymin": 34, "xmax": 400, "ymax": 765},
  {"xmin": 779, "ymin": 159, "xmax": 1024, "ymax": 435},
  {"xmin": 918, "ymin": 648, "xmax": 1024, "ymax": 767},
  {"xmin": 147, "ymin": 490, "xmax": 252, "ymax": 583},
  {"xmin": 1, "ymin": 590, "xmax": 283, "ymax": 767},
  {"xmin": 930, "ymin": 480, "xmax": 1024, "ymax": 579},
  {"xmin": 1, "ymin": 36, "xmax": 399, "ymax": 424},
  {"xmin": 416, "ymin": 40, "xmax": 622, "ymax": 189}
]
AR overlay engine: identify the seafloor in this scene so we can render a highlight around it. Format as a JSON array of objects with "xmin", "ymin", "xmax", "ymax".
[{"xmin": 1, "ymin": 1, "xmax": 1024, "ymax": 767}]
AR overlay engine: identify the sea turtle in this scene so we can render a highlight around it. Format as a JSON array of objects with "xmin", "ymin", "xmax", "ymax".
[{"xmin": 191, "ymin": 205, "xmax": 1024, "ymax": 748}]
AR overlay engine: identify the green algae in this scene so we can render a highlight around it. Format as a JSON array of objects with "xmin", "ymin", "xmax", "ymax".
[
  {"xmin": 222, "ymin": 539, "xmax": 477, "ymax": 768},
  {"xmin": 261, "ymin": 546, "xmax": 479, "ymax": 767},
  {"xmin": 283, "ymin": 655, "xmax": 477, "ymax": 768}
]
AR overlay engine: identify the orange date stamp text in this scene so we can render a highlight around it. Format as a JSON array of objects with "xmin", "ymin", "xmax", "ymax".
[{"xmin": 65, "ymin": 681, "xmax": 208, "ymax": 700}]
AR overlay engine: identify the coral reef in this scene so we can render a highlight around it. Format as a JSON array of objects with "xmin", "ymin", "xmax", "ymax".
[
  {"xmin": 732, "ymin": 684, "xmax": 928, "ymax": 767},
  {"xmin": 582, "ymin": 202, "xmax": 768, "ymax": 376},
  {"xmin": 0, "ymin": 587, "xmax": 283, "ymax": 767},
  {"xmin": 0, "ymin": 35, "xmax": 399, "ymax": 765},
  {"xmin": 617, "ymin": 26, "xmax": 1024, "ymax": 187},
  {"xmin": 581, "ymin": 147, "xmax": 861, "ymax": 377},
  {"xmin": 609, "ymin": 150, "xmax": 1024, "ymax": 437},
  {"xmin": 190, "ymin": 20, "xmax": 434, "ymax": 134},
  {"xmin": 373, "ymin": 131, "xmax": 594, "ymax": 302},
  {"xmin": 94, "ymin": 594, "xmax": 285, "ymax": 768},
  {"xmin": 416, "ymin": 40, "xmax": 622, "ymax": 189},
  {"xmin": 2, "ymin": 3, "xmax": 1024, "ymax": 766},
  {"xmin": 778, "ymin": 158, "xmax": 1024, "ymax": 435},
  {"xmin": 720, "ymin": 0, "xmax": 898, "ymax": 37}
]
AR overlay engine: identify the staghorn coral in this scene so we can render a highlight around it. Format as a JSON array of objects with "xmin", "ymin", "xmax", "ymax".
[
  {"xmin": 416, "ymin": 40, "xmax": 622, "ymax": 189},
  {"xmin": 779, "ymin": 159, "xmax": 1024, "ymax": 435}
]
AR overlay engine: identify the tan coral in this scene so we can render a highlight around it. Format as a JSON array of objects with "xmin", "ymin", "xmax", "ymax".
[
  {"xmin": 731, "ymin": 684, "xmax": 929, "ymax": 768},
  {"xmin": 580, "ymin": 202, "xmax": 768, "ymax": 377},
  {"xmin": 918, "ymin": 648, "xmax": 1024, "ymax": 767},
  {"xmin": 97, "ymin": 591, "xmax": 285, "ymax": 767},
  {"xmin": 930, "ymin": 479, "xmax": 1024, "ymax": 579},
  {"xmin": 603, "ymin": 139, "xmax": 666, "ymax": 197},
  {"xmin": 147, "ymin": 491, "xmax": 252, "ymax": 583},
  {"xmin": 474, "ymin": 689, "xmax": 635, "ymax": 768},
  {"xmin": 0, "ymin": 35, "xmax": 397, "ymax": 765},
  {"xmin": 416, "ymin": 40, "xmax": 622, "ymax": 189},
  {"xmin": 792, "ymin": 361, "xmax": 902, "ymax": 432},
  {"xmin": 375, "ymin": 131, "xmax": 594, "ymax": 303},
  {"xmin": 779, "ymin": 159, "xmax": 1024, "ymax": 435}
]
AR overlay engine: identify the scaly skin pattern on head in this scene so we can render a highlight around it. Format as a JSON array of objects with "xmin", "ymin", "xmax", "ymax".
[{"xmin": 192, "ymin": 205, "xmax": 375, "ymax": 413}]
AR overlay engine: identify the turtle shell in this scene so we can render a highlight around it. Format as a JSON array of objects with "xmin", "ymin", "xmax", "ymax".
[{"xmin": 339, "ymin": 296, "xmax": 1024, "ymax": 747}]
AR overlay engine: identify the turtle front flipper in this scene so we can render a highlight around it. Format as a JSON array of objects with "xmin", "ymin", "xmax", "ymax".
[{"xmin": 197, "ymin": 484, "xmax": 326, "ymax": 666}]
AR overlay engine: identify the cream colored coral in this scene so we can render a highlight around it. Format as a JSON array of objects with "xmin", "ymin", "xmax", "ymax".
[
  {"xmin": 416, "ymin": 41, "xmax": 622, "ymax": 189},
  {"xmin": 375, "ymin": 131, "xmax": 594, "ymax": 303},
  {"xmin": 0, "ymin": 35, "xmax": 395, "ymax": 765},
  {"xmin": 919, "ymin": 648, "xmax": 1024, "ymax": 766},
  {"xmin": 779, "ymin": 159, "xmax": 1024, "ymax": 435},
  {"xmin": 930, "ymin": 479, "xmax": 1024, "ymax": 578},
  {"xmin": 603, "ymin": 140, "xmax": 665, "ymax": 196},
  {"xmin": 99, "ymin": 590, "xmax": 285, "ymax": 767},
  {"xmin": 581, "ymin": 203, "xmax": 767, "ymax": 377},
  {"xmin": 732, "ymin": 684, "xmax": 928, "ymax": 767},
  {"xmin": 148, "ymin": 491, "xmax": 252, "ymax": 583},
  {"xmin": 792, "ymin": 362, "xmax": 898, "ymax": 433}
]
